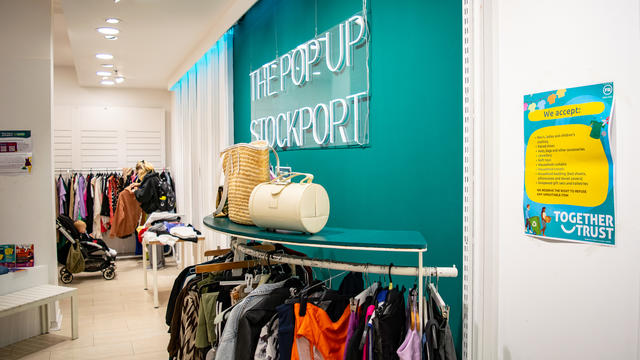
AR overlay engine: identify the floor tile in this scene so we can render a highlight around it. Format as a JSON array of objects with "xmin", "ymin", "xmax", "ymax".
[
  {"xmin": 131, "ymin": 333, "xmax": 170, "ymax": 355},
  {"xmin": 0, "ymin": 258, "xmax": 180, "ymax": 359},
  {"xmin": 119, "ymin": 350, "xmax": 170, "ymax": 360},
  {"xmin": 49, "ymin": 342, "xmax": 133, "ymax": 360}
]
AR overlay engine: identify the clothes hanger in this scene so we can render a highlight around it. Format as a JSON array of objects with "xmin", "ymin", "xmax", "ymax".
[
  {"xmin": 354, "ymin": 264, "xmax": 379, "ymax": 305},
  {"xmin": 266, "ymin": 250, "xmax": 292, "ymax": 283},
  {"xmin": 300, "ymin": 270, "xmax": 349, "ymax": 297},
  {"xmin": 388, "ymin": 263, "xmax": 394, "ymax": 290},
  {"xmin": 195, "ymin": 259, "xmax": 268, "ymax": 274},
  {"xmin": 427, "ymin": 281, "xmax": 449, "ymax": 321},
  {"xmin": 363, "ymin": 263, "xmax": 370, "ymax": 288},
  {"xmin": 203, "ymin": 243, "xmax": 276, "ymax": 258}
]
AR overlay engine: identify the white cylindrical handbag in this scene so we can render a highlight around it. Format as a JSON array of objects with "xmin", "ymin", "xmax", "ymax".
[{"xmin": 249, "ymin": 173, "xmax": 330, "ymax": 234}]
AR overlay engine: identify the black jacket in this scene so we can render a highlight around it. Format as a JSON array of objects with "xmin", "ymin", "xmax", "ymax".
[
  {"xmin": 373, "ymin": 288, "xmax": 407, "ymax": 360},
  {"xmin": 235, "ymin": 286, "xmax": 295, "ymax": 360},
  {"xmin": 135, "ymin": 171, "xmax": 160, "ymax": 214}
]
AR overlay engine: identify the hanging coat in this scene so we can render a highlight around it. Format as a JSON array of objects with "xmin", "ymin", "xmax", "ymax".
[{"xmin": 111, "ymin": 189, "xmax": 143, "ymax": 238}]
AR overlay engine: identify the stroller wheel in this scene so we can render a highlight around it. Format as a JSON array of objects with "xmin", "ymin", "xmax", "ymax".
[
  {"xmin": 59, "ymin": 267, "xmax": 67, "ymax": 276},
  {"xmin": 102, "ymin": 267, "xmax": 116, "ymax": 280},
  {"xmin": 60, "ymin": 270, "xmax": 73, "ymax": 284}
]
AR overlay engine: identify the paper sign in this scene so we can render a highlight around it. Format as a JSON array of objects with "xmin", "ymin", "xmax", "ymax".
[
  {"xmin": 0, "ymin": 130, "xmax": 33, "ymax": 175},
  {"xmin": 523, "ymin": 83, "xmax": 615, "ymax": 245}
]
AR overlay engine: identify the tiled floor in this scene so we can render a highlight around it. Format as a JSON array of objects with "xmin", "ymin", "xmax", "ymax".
[{"xmin": 0, "ymin": 258, "xmax": 180, "ymax": 360}]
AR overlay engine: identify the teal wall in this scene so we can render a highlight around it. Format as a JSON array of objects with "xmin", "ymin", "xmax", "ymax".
[{"xmin": 233, "ymin": 0, "xmax": 462, "ymax": 353}]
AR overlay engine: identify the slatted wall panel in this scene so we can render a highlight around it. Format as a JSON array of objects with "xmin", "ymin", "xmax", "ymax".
[
  {"xmin": 125, "ymin": 130, "xmax": 163, "ymax": 166},
  {"xmin": 80, "ymin": 129, "xmax": 119, "ymax": 169},
  {"xmin": 53, "ymin": 129, "xmax": 72, "ymax": 169},
  {"xmin": 52, "ymin": 106, "xmax": 165, "ymax": 170}
]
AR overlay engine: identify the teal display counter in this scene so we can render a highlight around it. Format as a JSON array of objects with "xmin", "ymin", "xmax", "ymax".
[{"xmin": 203, "ymin": 216, "xmax": 427, "ymax": 251}]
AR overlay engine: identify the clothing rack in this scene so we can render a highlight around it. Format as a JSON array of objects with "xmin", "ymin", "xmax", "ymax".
[
  {"xmin": 234, "ymin": 242, "xmax": 458, "ymax": 278},
  {"xmin": 54, "ymin": 167, "xmax": 171, "ymax": 173},
  {"xmin": 54, "ymin": 168, "xmax": 125, "ymax": 174},
  {"xmin": 203, "ymin": 216, "xmax": 458, "ymax": 337}
]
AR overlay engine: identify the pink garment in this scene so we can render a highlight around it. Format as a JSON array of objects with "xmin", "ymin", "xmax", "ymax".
[
  {"xmin": 57, "ymin": 177, "xmax": 66, "ymax": 215},
  {"xmin": 73, "ymin": 175, "xmax": 87, "ymax": 220},
  {"xmin": 343, "ymin": 311, "xmax": 357, "ymax": 360},
  {"xmin": 396, "ymin": 328, "xmax": 421, "ymax": 360},
  {"xmin": 363, "ymin": 305, "xmax": 375, "ymax": 360}
]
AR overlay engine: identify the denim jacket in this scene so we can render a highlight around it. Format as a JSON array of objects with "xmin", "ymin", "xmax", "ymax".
[{"xmin": 215, "ymin": 280, "xmax": 287, "ymax": 360}]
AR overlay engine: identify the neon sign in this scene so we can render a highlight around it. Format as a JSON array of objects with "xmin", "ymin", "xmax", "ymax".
[{"xmin": 249, "ymin": 12, "xmax": 370, "ymax": 150}]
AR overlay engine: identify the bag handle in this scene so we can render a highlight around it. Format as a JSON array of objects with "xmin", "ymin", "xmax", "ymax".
[
  {"xmin": 269, "ymin": 146, "xmax": 280, "ymax": 178},
  {"xmin": 271, "ymin": 172, "xmax": 314, "ymax": 184},
  {"xmin": 213, "ymin": 154, "xmax": 232, "ymax": 215},
  {"xmin": 270, "ymin": 172, "xmax": 314, "ymax": 196}
]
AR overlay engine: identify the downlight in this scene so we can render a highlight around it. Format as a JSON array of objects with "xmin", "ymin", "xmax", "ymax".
[
  {"xmin": 97, "ymin": 27, "xmax": 119, "ymax": 35},
  {"xmin": 101, "ymin": 80, "xmax": 115, "ymax": 86},
  {"xmin": 115, "ymin": 76, "xmax": 125, "ymax": 84},
  {"xmin": 104, "ymin": 35, "xmax": 118, "ymax": 40},
  {"xmin": 96, "ymin": 71, "xmax": 112, "ymax": 77},
  {"xmin": 96, "ymin": 53, "xmax": 113, "ymax": 60},
  {"xmin": 106, "ymin": 18, "xmax": 121, "ymax": 24}
]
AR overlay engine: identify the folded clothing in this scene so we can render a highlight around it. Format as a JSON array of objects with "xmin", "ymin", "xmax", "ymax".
[
  {"xmin": 148, "ymin": 222, "xmax": 169, "ymax": 235},
  {"xmin": 164, "ymin": 221, "xmax": 181, "ymax": 232},
  {"xmin": 143, "ymin": 229, "xmax": 177, "ymax": 246},
  {"xmin": 144, "ymin": 211, "xmax": 182, "ymax": 227},
  {"xmin": 158, "ymin": 234, "xmax": 177, "ymax": 246},
  {"xmin": 137, "ymin": 226, "xmax": 148, "ymax": 243},
  {"xmin": 170, "ymin": 225, "xmax": 201, "ymax": 242}
]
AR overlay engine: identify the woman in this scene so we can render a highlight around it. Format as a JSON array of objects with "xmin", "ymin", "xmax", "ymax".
[
  {"xmin": 127, "ymin": 160, "xmax": 161, "ymax": 214},
  {"xmin": 541, "ymin": 206, "xmax": 548, "ymax": 236}
]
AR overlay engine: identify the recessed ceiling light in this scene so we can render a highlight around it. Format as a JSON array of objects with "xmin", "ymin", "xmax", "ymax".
[
  {"xmin": 97, "ymin": 27, "xmax": 119, "ymax": 35},
  {"xmin": 105, "ymin": 18, "xmax": 121, "ymax": 24},
  {"xmin": 104, "ymin": 35, "xmax": 118, "ymax": 40},
  {"xmin": 115, "ymin": 76, "xmax": 125, "ymax": 84},
  {"xmin": 96, "ymin": 53, "xmax": 113, "ymax": 60},
  {"xmin": 101, "ymin": 80, "xmax": 115, "ymax": 85},
  {"xmin": 114, "ymin": 0, "xmax": 121, "ymax": 3},
  {"xmin": 101, "ymin": 64, "xmax": 114, "ymax": 68},
  {"xmin": 96, "ymin": 71, "xmax": 112, "ymax": 77}
]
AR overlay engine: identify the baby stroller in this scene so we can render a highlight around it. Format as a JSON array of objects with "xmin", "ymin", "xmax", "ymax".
[{"xmin": 56, "ymin": 215, "xmax": 116, "ymax": 283}]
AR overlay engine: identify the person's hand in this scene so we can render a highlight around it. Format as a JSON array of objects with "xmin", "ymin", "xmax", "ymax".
[{"xmin": 127, "ymin": 183, "xmax": 140, "ymax": 193}]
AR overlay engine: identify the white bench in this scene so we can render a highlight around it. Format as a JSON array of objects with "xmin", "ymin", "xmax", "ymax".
[{"xmin": 0, "ymin": 284, "xmax": 78, "ymax": 339}]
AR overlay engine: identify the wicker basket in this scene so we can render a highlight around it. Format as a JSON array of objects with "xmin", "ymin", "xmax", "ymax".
[{"xmin": 218, "ymin": 141, "xmax": 271, "ymax": 225}]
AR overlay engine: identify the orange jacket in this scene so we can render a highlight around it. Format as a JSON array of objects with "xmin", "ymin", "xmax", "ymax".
[{"xmin": 111, "ymin": 189, "xmax": 142, "ymax": 238}]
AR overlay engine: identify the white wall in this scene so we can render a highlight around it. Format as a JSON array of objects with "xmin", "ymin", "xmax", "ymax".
[
  {"xmin": 484, "ymin": 0, "xmax": 640, "ymax": 359},
  {"xmin": 54, "ymin": 66, "xmax": 172, "ymax": 254},
  {"xmin": 54, "ymin": 66, "xmax": 173, "ymax": 166},
  {"xmin": 0, "ymin": 0, "xmax": 56, "ymax": 346}
]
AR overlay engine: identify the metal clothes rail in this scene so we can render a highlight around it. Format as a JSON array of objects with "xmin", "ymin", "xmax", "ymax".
[
  {"xmin": 54, "ymin": 167, "xmax": 171, "ymax": 173},
  {"xmin": 203, "ymin": 215, "xmax": 458, "ymax": 336},
  {"xmin": 234, "ymin": 242, "xmax": 458, "ymax": 278}
]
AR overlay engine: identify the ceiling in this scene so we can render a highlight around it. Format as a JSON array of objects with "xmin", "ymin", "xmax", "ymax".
[{"xmin": 55, "ymin": 0, "xmax": 236, "ymax": 89}]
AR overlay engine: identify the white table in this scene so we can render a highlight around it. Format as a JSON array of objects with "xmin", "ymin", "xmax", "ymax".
[{"xmin": 142, "ymin": 236, "xmax": 204, "ymax": 308}]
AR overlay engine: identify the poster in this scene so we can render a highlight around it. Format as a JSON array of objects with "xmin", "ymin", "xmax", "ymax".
[
  {"xmin": 15, "ymin": 244, "xmax": 34, "ymax": 268},
  {"xmin": 0, "ymin": 245, "xmax": 16, "ymax": 268},
  {"xmin": 0, "ymin": 130, "xmax": 33, "ymax": 174},
  {"xmin": 523, "ymin": 82, "xmax": 615, "ymax": 245}
]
